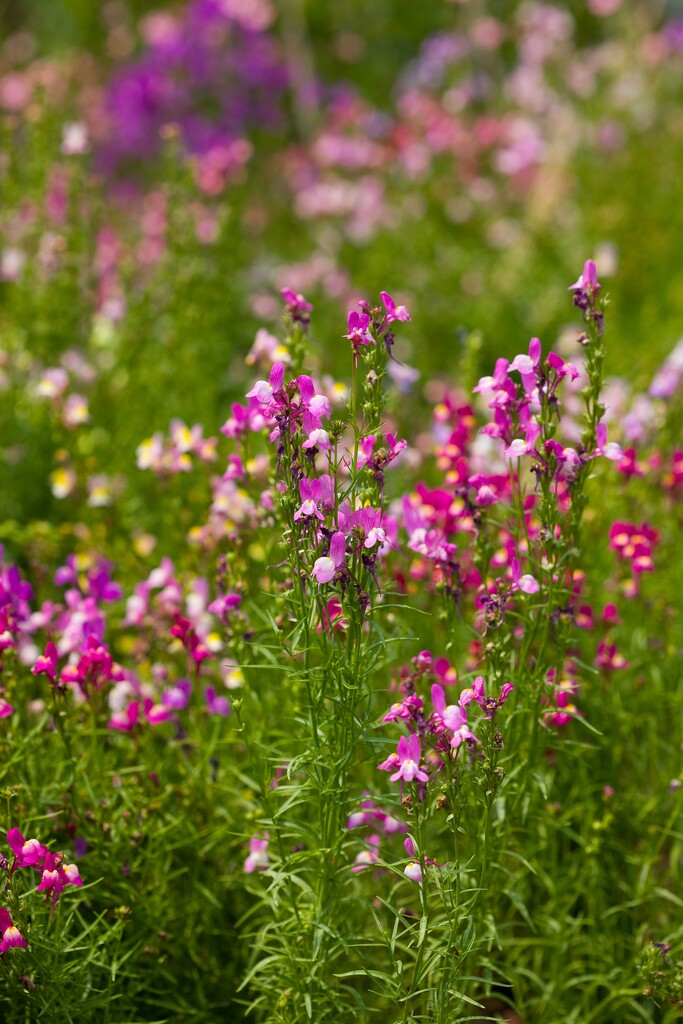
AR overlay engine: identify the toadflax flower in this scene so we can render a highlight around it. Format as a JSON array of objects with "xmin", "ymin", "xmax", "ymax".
[
  {"xmin": 312, "ymin": 532, "xmax": 346, "ymax": 584},
  {"xmin": 244, "ymin": 834, "xmax": 269, "ymax": 873},
  {"xmin": 37, "ymin": 852, "xmax": 83, "ymax": 911},
  {"xmin": 0, "ymin": 909, "xmax": 26, "ymax": 954},
  {"xmin": 378, "ymin": 733, "xmax": 429, "ymax": 784},
  {"xmin": 7, "ymin": 828, "xmax": 47, "ymax": 869}
]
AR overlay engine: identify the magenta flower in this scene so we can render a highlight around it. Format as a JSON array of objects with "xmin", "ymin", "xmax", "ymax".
[
  {"xmin": 382, "ymin": 694, "xmax": 424, "ymax": 724},
  {"xmin": 245, "ymin": 362, "xmax": 285, "ymax": 405},
  {"xmin": 37, "ymin": 852, "xmax": 83, "ymax": 911},
  {"xmin": 458, "ymin": 677, "xmax": 485, "ymax": 709},
  {"xmin": 294, "ymin": 499, "xmax": 325, "ymax": 523},
  {"xmin": 32, "ymin": 641, "xmax": 59, "ymax": 683},
  {"xmin": 281, "ymin": 288, "xmax": 312, "ymax": 324},
  {"xmin": 351, "ymin": 833, "xmax": 381, "ymax": 873},
  {"xmin": 344, "ymin": 310, "xmax": 374, "ymax": 347},
  {"xmin": 0, "ymin": 909, "xmax": 26, "ymax": 954},
  {"xmin": 387, "ymin": 734, "xmax": 429, "ymax": 784},
  {"xmin": 595, "ymin": 422, "xmax": 624, "ymax": 462},
  {"xmin": 380, "ymin": 291, "xmax": 411, "ymax": 324},
  {"xmin": 547, "ymin": 351, "xmax": 580, "ymax": 382},
  {"xmin": 244, "ymin": 834, "xmax": 270, "ymax": 873},
  {"xmin": 312, "ymin": 532, "xmax": 346, "ymax": 585},
  {"xmin": 569, "ymin": 259, "xmax": 600, "ymax": 295},
  {"xmin": 504, "ymin": 421, "xmax": 540, "ymax": 460},
  {"xmin": 108, "ymin": 700, "xmax": 140, "ymax": 732},
  {"xmin": 205, "ymin": 686, "xmax": 231, "ymax": 717},
  {"xmin": 7, "ymin": 828, "xmax": 47, "ymax": 869},
  {"xmin": 511, "ymin": 557, "xmax": 540, "ymax": 595},
  {"xmin": 404, "ymin": 861, "xmax": 423, "ymax": 883}
]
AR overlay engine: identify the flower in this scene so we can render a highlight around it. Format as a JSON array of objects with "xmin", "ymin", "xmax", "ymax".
[
  {"xmin": 344, "ymin": 310, "xmax": 374, "ymax": 347},
  {"xmin": 37, "ymin": 852, "xmax": 83, "ymax": 910},
  {"xmin": 385, "ymin": 734, "xmax": 429, "ymax": 784},
  {"xmin": 380, "ymin": 291, "xmax": 411, "ymax": 324},
  {"xmin": 244, "ymin": 834, "xmax": 269, "ymax": 873},
  {"xmin": 7, "ymin": 828, "xmax": 47, "ymax": 869},
  {"xmin": 312, "ymin": 532, "xmax": 346, "ymax": 585},
  {"xmin": 0, "ymin": 909, "xmax": 26, "ymax": 954},
  {"xmin": 32, "ymin": 641, "xmax": 59, "ymax": 683}
]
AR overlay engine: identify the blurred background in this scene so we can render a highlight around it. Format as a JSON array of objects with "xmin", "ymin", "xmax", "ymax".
[{"xmin": 2, "ymin": 0, "xmax": 683, "ymax": 553}]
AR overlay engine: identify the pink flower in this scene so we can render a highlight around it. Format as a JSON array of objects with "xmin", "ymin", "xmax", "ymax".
[
  {"xmin": 380, "ymin": 291, "xmax": 411, "ymax": 324},
  {"xmin": 281, "ymin": 288, "xmax": 312, "ymax": 323},
  {"xmin": 404, "ymin": 861, "xmax": 423, "ymax": 883},
  {"xmin": 245, "ymin": 362, "xmax": 285, "ymax": 405},
  {"xmin": 382, "ymin": 694, "xmax": 424, "ymax": 724},
  {"xmin": 312, "ymin": 532, "xmax": 346, "ymax": 585},
  {"xmin": 244, "ymin": 834, "xmax": 269, "ymax": 873},
  {"xmin": 344, "ymin": 310, "xmax": 374, "ymax": 347},
  {"xmin": 294, "ymin": 498, "xmax": 325, "ymax": 523},
  {"xmin": 511, "ymin": 557, "xmax": 540, "ymax": 595},
  {"xmin": 458, "ymin": 677, "xmax": 485, "ymax": 709},
  {"xmin": 37, "ymin": 852, "xmax": 83, "ymax": 910},
  {"xmin": 0, "ymin": 909, "xmax": 26, "ymax": 954},
  {"xmin": 352, "ymin": 834, "xmax": 381, "ymax": 873},
  {"xmin": 205, "ymin": 686, "xmax": 231, "ymax": 717},
  {"xmin": 504, "ymin": 421, "xmax": 540, "ymax": 460},
  {"xmin": 387, "ymin": 734, "xmax": 429, "ymax": 784},
  {"xmin": 7, "ymin": 828, "xmax": 47, "ymax": 869},
  {"xmin": 32, "ymin": 641, "xmax": 59, "ymax": 683},
  {"xmin": 547, "ymin": 351, "xmax": 580, "ymax": 381},
  {"xmin": 569, "ymin": 259, "xmax": 600, "ymax": 295}
]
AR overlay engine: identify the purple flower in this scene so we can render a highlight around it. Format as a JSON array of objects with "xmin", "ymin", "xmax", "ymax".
[
  {"xmin": 312, "ymin": 532, "xmax": 346, "ymax": 585},
  {"xmin": 381, "ymin": 734, "xmax": 429, "ymax": 784},
  {"xmin": 32, "ymin": 641, "xmax": 59, "ymax": 684},
  {"xmin": 380, "ymin": 291, "xmax": 411, "ymax": 324},
  {"xmin": 344, "ymin": 310, "xmax": 374, "ymax": 347},
  {"xmin": 0, "ymin": 909, "xmax": 26, "ymax": 954},
  {"xmin": 205, "ymin": 686, "xmax": 231, "ymax": 717},
  {"xmin": 7, "ymin": 828, "xmax": 47, "ymax": 869},
  {"xmin": 244, "ymin": 834, "xmax": 269, "ymax": 873}
]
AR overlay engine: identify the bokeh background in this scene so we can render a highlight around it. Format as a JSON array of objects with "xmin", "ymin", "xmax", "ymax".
[{"xmin": 2, "ymin": 0, "xmax": 683, "ymax": 547}]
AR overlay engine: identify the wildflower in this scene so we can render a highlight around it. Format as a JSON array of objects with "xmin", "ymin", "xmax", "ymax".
[
  {"xmin": 352, "ymin": 834, "xmax": 381, "ymax": 873},
  {"xmin": 344, "ymin": 310, "xmax": 374, "ymax": 347},
  {"xmin": 205, "ymin": 686, "xmax": 231, "ymax": 716},
  {"xmin": 37, "ymin": 852, "xmax": 83, "ymax": 910},
  {"xmin": 380, "ymin": 734, "xmax": 429, "ymax": 784},
  {"xmin": 547, "ymin": 351, "xmax": 580, "ymax": 382},
  {"xmin": 547, "ymin": 689, "xmax": 580, "ymax": 727},
  {"xmin": 382, "ymin": 694, "xmax": 424, "ymax": 724},
  {"xmin": 312, "ymin": 532, "xmax": 346, "ymax": 584},
  {"xmin": 246, "ymin": 362, "xmax": 285, "ymax": 405},
  {"xmin": 569, "ymin": 258, "xmax": 600, "ymax": 297},
  {"xmin": 0, "ymin": 909, "xmax": 27, "ymax": 954},
  {"xmin": 244, "ymin": 834, "xmax": 269, "ymax": 873},
  {"xmin": 32, "ymin": 641, "xmax": 59, "ymax": 683},
  {"xmin": 504, "ymin": 421, "xmax": 540, "ymax": 459},
  {"xmin": 281, "ymin": 288, "xmax": 312, "ymax": 324},
  {"xmin": 432, "ymin": 685, "xmax": 477, "ymax": 747},
  {"xmin": 6, "ymin": 828, "xmax": 47, "ymax": 869},
  {"xmin": 380, "ymin": 291, "xmax": 411, "ymax": 324},
  {"xmin": 404, "ymin": 861, "xmax": 423, "ymax": 883},
  {"xmin": 511, "ymin": 557, "xmax": 540, "ymax": 595}
]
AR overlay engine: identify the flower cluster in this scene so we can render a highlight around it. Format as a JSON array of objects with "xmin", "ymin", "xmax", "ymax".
[{"xmin": 5, "ymin": 827, "xmax": 83, "ymax": 918}]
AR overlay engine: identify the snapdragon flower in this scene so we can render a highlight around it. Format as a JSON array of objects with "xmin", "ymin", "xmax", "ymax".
[
  {"xmin": 0, "ymin": 909, "xmax": 26, "ymax": 954},
  {"xmin": 312, "ymin": 532, "xmax": 346, "ymax": 585},
  {"xmin": 380, "ymin": 291, "xmax": 411, "ymax": 324},
  {"xmin": 244, "ymin": 834, "xmax": 270, "ymax": 873},
  {"xmin": 7, "ymin": 828, "xmax": 47, "ymax": 869},
  {"xmin": 344, "ymin": 310, "xmax": 374, "ymax": 347}
]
